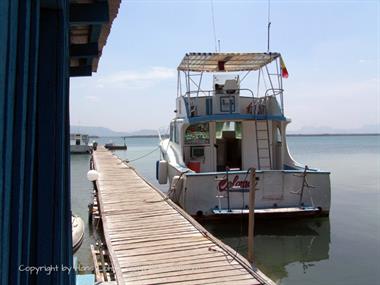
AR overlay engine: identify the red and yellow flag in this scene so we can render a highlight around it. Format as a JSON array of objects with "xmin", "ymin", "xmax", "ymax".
[{"xmin": 280, "ymin": 57, "xmax": 289, "ymax": 78}]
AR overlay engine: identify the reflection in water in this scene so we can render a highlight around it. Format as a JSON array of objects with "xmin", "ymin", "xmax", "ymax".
[{"xmin": 202, "ymin": 218, "xmax": 330, "ymax": 283}]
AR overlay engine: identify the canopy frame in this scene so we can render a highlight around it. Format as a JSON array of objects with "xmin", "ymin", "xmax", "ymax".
[
  {"xmin": 177, "ymin": 52, "xmax": 281, "ymax": 73},
  {"xmin": 176, "ymin": 52, "xmax": 285, "ymax": 115}
]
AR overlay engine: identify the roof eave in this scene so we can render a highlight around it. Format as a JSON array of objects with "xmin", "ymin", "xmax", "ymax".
[{"xmin": 69, "ymin": 0, "xmax": 121, "ymax": 77}]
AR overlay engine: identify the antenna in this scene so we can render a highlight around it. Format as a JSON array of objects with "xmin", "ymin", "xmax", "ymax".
[
  {"xmin": 267, "ymin": 0, "xmax": 271, "ymax": 52},
  {"xmin": 211, "ymin": 0, "xmax": 218, "ymax": 52},
  {"xmin": 218, "ymin": 39, "xmax": 221, "ymax": 52}
]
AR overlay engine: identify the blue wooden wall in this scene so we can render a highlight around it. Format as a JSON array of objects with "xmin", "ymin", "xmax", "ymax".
[{"xmin": 0, "ymin": 1, "xmax": 74, "ymax": 284}]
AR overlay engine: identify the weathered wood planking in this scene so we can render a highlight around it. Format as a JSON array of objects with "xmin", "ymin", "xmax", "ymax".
[{"xmin": 93, "ymin": 147, "xmax": 274, "ymax": 285}]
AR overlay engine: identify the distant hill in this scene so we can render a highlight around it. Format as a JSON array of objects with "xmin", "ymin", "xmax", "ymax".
[
  {"xmin": 70, "ymin": 125, "xmax": 159, "ymax": 137},
  {"xmin": 287, "ymin": 124, "xmax": 380, "ymax": 135},
  {"xmin": 71, "ymin": 123, "xmax": 380, "ymax": 137}
]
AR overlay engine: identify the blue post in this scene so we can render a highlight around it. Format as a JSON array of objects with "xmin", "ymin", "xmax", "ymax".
[{"xmin": 0, "ymin": 1, "xmax": 74, "ymax": 284}]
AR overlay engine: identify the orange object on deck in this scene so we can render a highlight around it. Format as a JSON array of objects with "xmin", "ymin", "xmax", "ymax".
[{"xmin": 187, "ymin": 161, "xmax": 201, "ymax": 173}]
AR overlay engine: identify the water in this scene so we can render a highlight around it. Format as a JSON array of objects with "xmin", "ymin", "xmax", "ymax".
[
  {"xmin": 71, "ymin": 135, "xmax": 380, "ymax": 284},
  {"xmin": 70, "ymin": 155, "xmax": 102, "ymax": 270}
]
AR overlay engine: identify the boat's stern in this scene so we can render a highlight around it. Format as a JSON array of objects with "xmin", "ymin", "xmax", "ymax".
[{"xmin": 167, "ymin": 168, "xmax": 330, "ymax": 219}]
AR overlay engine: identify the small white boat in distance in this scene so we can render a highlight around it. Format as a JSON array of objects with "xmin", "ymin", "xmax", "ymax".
[
  {"xmin": 72, "ymin": 215, "xmax": 84, "ymax": 253},
  {"xmin": 157, "ymin": 52, "xmax": 331, "ymax": 218},
  {"xmin": 70, "ymin": 133, "xmax": 92, "ymax": 154}
]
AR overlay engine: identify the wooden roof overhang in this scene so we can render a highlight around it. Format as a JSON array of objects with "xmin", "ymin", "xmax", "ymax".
[{"xmin": 69, "ymin": 0, "xmax": 121, "ymax": 77}]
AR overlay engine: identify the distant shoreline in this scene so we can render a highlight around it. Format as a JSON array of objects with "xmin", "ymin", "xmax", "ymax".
[
  {"xmin": 87, "ymin": 133, "xmax": 380, "ymax": 138},
  {"xmin": 89, "ymin": 135, "xmax": 168, "ymax": 138},
  {"xmin": 287, "ymin": 133, "xmax": 380, "ymax": 137}
]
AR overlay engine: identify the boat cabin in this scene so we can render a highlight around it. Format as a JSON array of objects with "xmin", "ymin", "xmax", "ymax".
[
  {"xmin": 168, "ymin": 52, "xmax": 291, "ymax": 173},
  {"xmin": 70, "ymin": 133, "xmax": 89, "ymax": 146},
  {"xmin": 70, "ymin": 133, "xmax": 91, "ymax": 154}
]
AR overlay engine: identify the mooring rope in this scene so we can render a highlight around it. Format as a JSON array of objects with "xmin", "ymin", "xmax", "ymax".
[{"xmin": 124, "ymin": 146, "xmax": 160, "ymax": 163}]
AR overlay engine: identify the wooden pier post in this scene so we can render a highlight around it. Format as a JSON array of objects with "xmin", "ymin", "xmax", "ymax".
[
  {"xmin": 98, "ymin": 242, "xmax": 108, "ymax": 282},
  {"xmin": 248, "ymin": 168, "xmax": 256, "ymax": 263}
]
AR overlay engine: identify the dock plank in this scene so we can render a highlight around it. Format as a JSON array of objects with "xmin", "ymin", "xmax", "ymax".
[{"xmin": 93, "ymin": 147, "xmax": 273, "ymax": 285}]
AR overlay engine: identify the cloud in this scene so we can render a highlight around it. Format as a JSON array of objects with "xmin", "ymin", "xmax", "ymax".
[
  {"xmin": 85, "ymin": 95, "xmax": 100, "ymax": 102},
  {"xmin": 358, "ymin": 59, "xmax": 374, "ymax": 64},
  {"xmin": 98, "ymin": 66, "xmax": 176, "ymax": 89}
]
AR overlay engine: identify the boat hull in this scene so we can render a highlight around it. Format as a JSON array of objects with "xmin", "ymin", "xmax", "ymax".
[
  {"xmin": 167, "ymin": 164, "xmax": 331, "ymax": 218},
  {"xmin": 72, "ymin": 215, "xmax": 85, "ymax": 253},
  {"xmin": 105, "ymin": 144, "xmax": 127, "ymax": 150},
  {"xmin": 70, "ymin": 145, "xmax": 92, "ymax": 154}
]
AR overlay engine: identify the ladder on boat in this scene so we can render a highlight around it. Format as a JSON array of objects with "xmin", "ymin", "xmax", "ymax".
[
  {"xmin": 255, "ymin": 99, "xmax": 272, "ymax": 170},
  {"xmin": 253, "ymin": 64, "xmax": 283, "ymax": 170}
]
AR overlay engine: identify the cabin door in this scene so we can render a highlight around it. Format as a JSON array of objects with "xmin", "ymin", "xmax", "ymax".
[{"xmin": 215, "ymin": 122, "xmax": 242, "ymax": 171}]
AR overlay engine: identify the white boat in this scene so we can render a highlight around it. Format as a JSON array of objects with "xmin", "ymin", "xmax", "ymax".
[
  {"xmin": 157, "ymin": 52, "xmax": 331, "ymax": 218},
  {"xmin": 72, "ymin": 215, "xmax": 84, "ymax": 253},
  {"xmin": 70, "ymin": 133, "xmax": 92, "ymax": 154}
]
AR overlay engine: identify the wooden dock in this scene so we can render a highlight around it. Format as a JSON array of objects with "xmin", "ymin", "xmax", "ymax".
[{"xmin": 92, "ymin": 147, "xmax": 274, "ymax": 285}]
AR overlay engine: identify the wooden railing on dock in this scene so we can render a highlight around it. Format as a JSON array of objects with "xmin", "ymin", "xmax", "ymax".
[{"xmin": 92, "ymin": 147, "xmax": 274, "ymax": 285}]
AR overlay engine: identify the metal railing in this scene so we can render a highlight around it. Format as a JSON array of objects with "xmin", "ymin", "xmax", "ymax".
[
  {"xmin": 183, "ymin": 88, "xmax": 254, "ymax": 98},
  {"xmin": 182, "ymin": 88, "xmax": 284, "ymax": 117}
]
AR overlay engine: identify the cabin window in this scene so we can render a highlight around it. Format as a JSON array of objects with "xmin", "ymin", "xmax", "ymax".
[
  {"xmin": 170, "ymin": 121, "xmax": 180, "ymax": 144},
  {"xmin": 175, "ymin": 122, "xmax": 180, "ymax": 144},
  {"xmin": 169, "ymin": 122, "xmax": 174, "ymax": 142},
  {"xmin": 184, "ymin": 123, "xmax": 209, "ymax": 145},
  {"xmin": 276, "ymin": 127, "xmax": 282, "ymax": 143}
]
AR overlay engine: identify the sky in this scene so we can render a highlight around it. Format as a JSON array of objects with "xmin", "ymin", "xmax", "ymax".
[{"xmin": 70, "ymin": 0, "xmax": 380, "ymax": 133}]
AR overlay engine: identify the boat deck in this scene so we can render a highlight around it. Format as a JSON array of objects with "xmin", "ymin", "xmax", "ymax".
[{"xmin": 92, "ymin": 147, "xmax": 274, "ymax": 285}]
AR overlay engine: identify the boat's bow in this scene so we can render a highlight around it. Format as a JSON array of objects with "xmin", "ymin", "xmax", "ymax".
[{"xmin": 72, "ymin": 214, "xmax": 85, "ymax": 253}]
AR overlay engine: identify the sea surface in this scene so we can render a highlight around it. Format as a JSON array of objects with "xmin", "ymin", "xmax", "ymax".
[{"xmin": 71, "ymin": 135, "xmax": 380, "ymax": 284}]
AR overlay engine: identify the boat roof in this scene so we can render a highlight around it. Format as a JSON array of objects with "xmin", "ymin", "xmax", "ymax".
[{"xmin": 177, "ymin": 52, "xmax": 281, "ymax": 72}]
